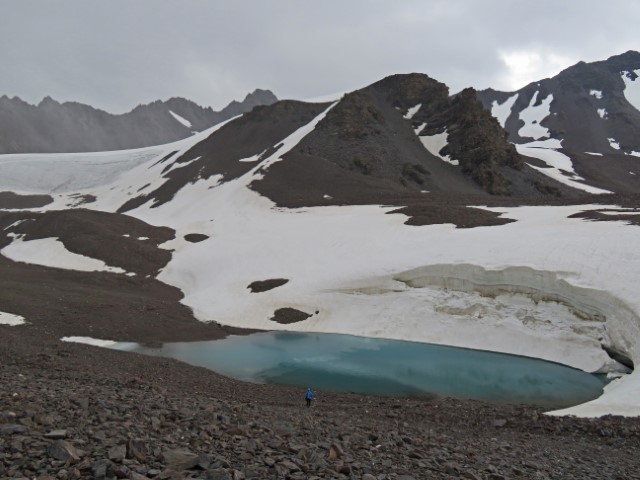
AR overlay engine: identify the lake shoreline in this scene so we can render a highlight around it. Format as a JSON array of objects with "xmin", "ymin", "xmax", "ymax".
[
  {"xmin": 103, "ymin": 331, "xmax": 609, "ymax": 410},
  {"xmin": 2, "ymin": 325, "xmax": 640, "ymax": 479}
]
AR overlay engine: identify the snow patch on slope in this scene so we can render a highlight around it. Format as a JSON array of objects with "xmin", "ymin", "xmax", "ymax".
[
  {"xmin": 1, "ymin": 237, "xmax": 126, "ymax": 274},
  {"xmin": 404, "ymin": 104, "xmax": 421, "ymax": 119},
  {"xmin": 244, "ymin": 102, "xmax": 337, "ymax": 178},
  {"xmin": 62, "ymin": 336, "xmax": 117, "ymax": 347},
  {"xmin": 491, "ymin": 93, "xmax": 518, "ymax": 127},
  {"xmin": 609, "ymin": 138, "xmax": 621, "ymax": 150},
  {"xmin": 0, "ymin": 312, "xmax": 25, "ymax": 326},
  {"xmin": 590, "ymin": 89, "xmax": 603, "ymax": 99},
  {"xmin": 418, "ymin": 130, "xmax": 459, "ymax": 166},
  {"xmin": 622, "ymin": 70, "xmax": 640, "ymax": 111},
  {"xmin": 518, "ymin": 91, "xmax": 553, "ymax": 140},
  {"xmin": 516, "ymin": 144, "xmax": 610, "ymax": 194},
  {"xmin": 169, "ymin": 110, "xmax": 192, "ymax": 129},
  {"xmin": 597, "ymin": 108, "xmax": 607, "ymax": 119},
  {"xmin": 238, "ymin": 150, "xmax": 266, "ymax": 163}
]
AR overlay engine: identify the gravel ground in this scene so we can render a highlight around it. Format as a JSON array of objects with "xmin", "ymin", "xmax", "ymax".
[{"xmin": 2, "ymin": 325, "xmax": 640, "ymax": 480}]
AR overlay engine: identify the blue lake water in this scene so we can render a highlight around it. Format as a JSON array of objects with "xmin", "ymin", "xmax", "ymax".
[{"xmin": 112, "ymin": 331, "xmax": 607, "ymax": 408}]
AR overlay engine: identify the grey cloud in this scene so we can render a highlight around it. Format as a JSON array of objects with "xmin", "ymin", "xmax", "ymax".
[{"xmin": 0, "ymin": 0, "xmax": 637, "ymax": 112}]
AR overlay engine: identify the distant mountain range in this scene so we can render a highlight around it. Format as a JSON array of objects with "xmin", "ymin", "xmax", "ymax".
[{"xmin": 0, "ymin": 89, "xmax": 277, "ymax": 154}]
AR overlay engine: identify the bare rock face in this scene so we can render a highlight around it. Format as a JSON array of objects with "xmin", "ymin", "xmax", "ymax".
[{"xmin": 421, "ymin": 87, "xmax": 522, "ymax": 195}]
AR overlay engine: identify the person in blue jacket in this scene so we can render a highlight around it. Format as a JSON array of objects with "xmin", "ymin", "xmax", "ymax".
[{"xmin": 305, "ymin": 387, "xmax": 314, "ymax": 407}]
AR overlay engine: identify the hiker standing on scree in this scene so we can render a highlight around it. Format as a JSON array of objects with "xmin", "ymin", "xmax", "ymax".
[{"xmin": 305, "ymin": 387, "xmax": 314, "ymax": 407}]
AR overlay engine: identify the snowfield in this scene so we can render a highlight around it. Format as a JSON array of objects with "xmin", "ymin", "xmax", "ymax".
[{"xmin": 1, "ymin": 106, "xmax": 639, "ymax": 418}]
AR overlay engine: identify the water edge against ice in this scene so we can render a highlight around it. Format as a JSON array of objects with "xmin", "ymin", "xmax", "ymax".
[{"xmin": 109, "ymin": 331, "xmax": 608, "ymax": 409}]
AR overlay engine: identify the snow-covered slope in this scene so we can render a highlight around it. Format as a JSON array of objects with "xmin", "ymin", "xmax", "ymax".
[{"xmin": 1, "ymin": 76, "xmax": 640, "ymax": 418}]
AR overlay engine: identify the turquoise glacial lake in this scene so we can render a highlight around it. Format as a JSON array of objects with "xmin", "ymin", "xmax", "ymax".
[{"xmin": 112, "ymin": 331, "xmax": 607, "ymax": 408}]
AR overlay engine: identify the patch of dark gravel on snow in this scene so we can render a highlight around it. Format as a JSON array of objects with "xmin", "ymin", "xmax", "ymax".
[
  {"xmin": 568, "ymin": 208, "xmax": 640, "ymax": 227},
  {"xmin": 0, "ymin": 191, "xmax": 53, "ymax": 209},
  {"xmin": 270, "ymin": 307, "xmax": 313, "ymax": 324},
  {"xmin": 184, "ymin": 233, "xmax": 210, "ymax": 243},
  {"xmin": 248, "ymin": 279, "xmax": 289, "ymax": 293},
  {"xmin": 388, "ymin": 205, "xmax": 516, "ymax": 228}
]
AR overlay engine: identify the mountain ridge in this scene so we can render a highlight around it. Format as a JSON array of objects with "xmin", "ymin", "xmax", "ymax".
[
  {"xmin": 0, "ymin": 89, "xmax": 278, "ymax": 154},
  {"xmin": 477, "ymin": 50, "xmax": 640, "ymax": 153},
  {"xmin": 477, "ymin": 50, "xmax": 640, "ymax": 195}
]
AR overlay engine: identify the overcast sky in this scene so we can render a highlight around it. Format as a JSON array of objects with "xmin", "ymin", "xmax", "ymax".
[{"xmin": 1, "ymin": 0, "xmax": 638, "ymax": 113}]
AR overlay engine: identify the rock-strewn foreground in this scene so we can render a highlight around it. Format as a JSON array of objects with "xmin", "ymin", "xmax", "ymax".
[{"xmin": 2, "ymin": 326, "xmax": 640, "ymax": 480}]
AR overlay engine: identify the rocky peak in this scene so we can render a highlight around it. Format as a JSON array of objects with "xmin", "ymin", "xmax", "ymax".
[
  {"xmin": 371, "ymin": 76, "xmax": 524, "ymax": 195},
  {"xmin": 220, "ymin": 89, "xmax": 278, "ymax": 118},
  {"xmin": 38, "ymin": 96, "xmax": 60, "ymax": 107},
  {"xmin": 603, "ymin": 50, "xmax": 640, "ymax": 70},
  {"xmin": 368, "ymin": 73, "xmax": 450, "ymax": 110},
  {"xmin": 243, "ymin": 88, "xmax": 278, "ymax": 106}
]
